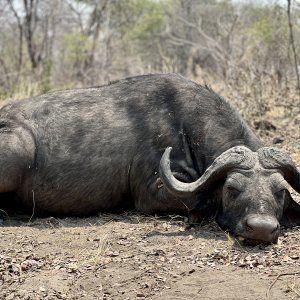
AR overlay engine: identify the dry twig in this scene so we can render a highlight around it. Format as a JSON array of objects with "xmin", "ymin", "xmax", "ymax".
[{"xmin": 266, "ymin": 272, "xmax": 300, "ymax": 300}]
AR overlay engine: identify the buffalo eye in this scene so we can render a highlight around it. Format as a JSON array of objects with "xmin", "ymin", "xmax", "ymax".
[{"xmin": 225, "ymin": 185, "xmax": 241, "ymax": 197}]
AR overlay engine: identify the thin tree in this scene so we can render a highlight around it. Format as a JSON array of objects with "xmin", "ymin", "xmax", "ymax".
[
  {"xmin": 287, "ymin": 0, "xmax": 300, "ymax": 91},
  {"xmin": 7, "ymin": 0, "xmax": 23, "ymax": 76}
]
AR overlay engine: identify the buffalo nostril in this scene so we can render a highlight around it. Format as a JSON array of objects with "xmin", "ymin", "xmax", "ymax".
[
  {"xmin": 245, "ymin": 221, "xmax": 254, "ymax": 232},
  {"xmin": 271, "ymin": 223, "xmax": 280, "ymax": 234}
]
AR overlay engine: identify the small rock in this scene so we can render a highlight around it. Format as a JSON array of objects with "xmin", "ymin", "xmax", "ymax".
[
  {"xmin": 254, "ymin": 120, "xmax": 276, "ymax": 131},
  {"xmin": 21, "ymin": 259, "xmax": 40, "ymax": 271},
  {"xmin": 106, "ymin": 251, "xmax": 119, "ymax": 257},
  {"xmin": 283, "ymin": 255, "xmax": 290, "ymax": 262},
  {"xmin": 136, "ymin": 292, "xmax": 145, "ymax": 298},
  {"xmin": 257, "ymin": 265, "xmax": 264, "ymax": 269},
  {"xmin": 273, "ymin": 137, "xmax": 284, "ymax": 144}
]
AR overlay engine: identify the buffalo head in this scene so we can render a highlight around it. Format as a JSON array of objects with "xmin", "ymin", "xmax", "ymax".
[{"xmin": 159, "ymin": 146, "xmax": 300, "ymax": 244}]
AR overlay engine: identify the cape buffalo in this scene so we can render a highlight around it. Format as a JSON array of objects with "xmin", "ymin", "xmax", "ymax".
[{"xmin": 0, "ymin": 73, "xmax": 299, "ymax": 244}]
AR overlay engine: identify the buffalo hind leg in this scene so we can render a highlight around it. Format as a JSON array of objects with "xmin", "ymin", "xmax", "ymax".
[{"xmin": 0, "ymin": 127, "xmax": 35, "ymax": 201}]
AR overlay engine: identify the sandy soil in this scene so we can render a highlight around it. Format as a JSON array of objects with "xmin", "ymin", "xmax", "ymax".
[{"xmin": 0, "ymin": 90, "xmax": 300, "ymax": 300}]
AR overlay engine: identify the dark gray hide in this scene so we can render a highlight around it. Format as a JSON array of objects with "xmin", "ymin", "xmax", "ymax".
[{"xmin": 0, "ymin": 73, "xmax": 299, "ymax": 244}]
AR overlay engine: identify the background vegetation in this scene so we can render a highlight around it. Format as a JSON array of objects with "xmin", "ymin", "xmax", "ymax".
[{"xmin": 0, "ymin": 0, "xmax": 299, "ymax": 117}]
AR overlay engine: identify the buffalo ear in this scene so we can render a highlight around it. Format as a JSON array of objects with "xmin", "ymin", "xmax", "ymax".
[{"xmin": 281, "ymin": 193, "xmax": 300, "ymax": 228}]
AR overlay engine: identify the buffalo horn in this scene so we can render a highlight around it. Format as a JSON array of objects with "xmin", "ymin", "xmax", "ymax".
[
  {"xmin": 159, "ymin": 145, "xmax": 255, "ymax": 198},
  {"xmin": 258, "ymin": 147, "xmax": 300, "ymax": 194}
]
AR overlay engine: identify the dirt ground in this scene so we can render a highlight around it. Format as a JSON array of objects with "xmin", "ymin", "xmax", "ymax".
[
  {"xmin": 1, "ymin": 213, "xmax": 300, "ymax": 300},
  {"xmin": 1, "ymin": 91, "xmax": 300, "ymax": 300}
]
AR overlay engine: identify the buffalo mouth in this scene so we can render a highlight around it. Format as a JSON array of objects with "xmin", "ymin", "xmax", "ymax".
[
  {"xmin": 224, "ymin": 230, "xmax": 280, "ymax": 246},
  {"xmin": 236, "ymin": 235, "xmax": 279, "ymax": 246},
  {"xmin": 233, "ymin": 229, "xmax": 280, "ymax": 246}
]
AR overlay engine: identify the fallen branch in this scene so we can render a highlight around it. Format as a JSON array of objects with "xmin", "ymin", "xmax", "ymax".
[{"xmin": 266, "ymin": 272, "xmax": 300, "ymax": 300}]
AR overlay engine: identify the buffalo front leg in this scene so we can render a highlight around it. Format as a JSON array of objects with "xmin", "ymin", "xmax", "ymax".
[
  {"xmin": 130, "ymin": 151, "xmax": 201, "ymax": 218},
  {"xmin": 133, "ymin": 175, "xmax": 199, "ymax": 216}
]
